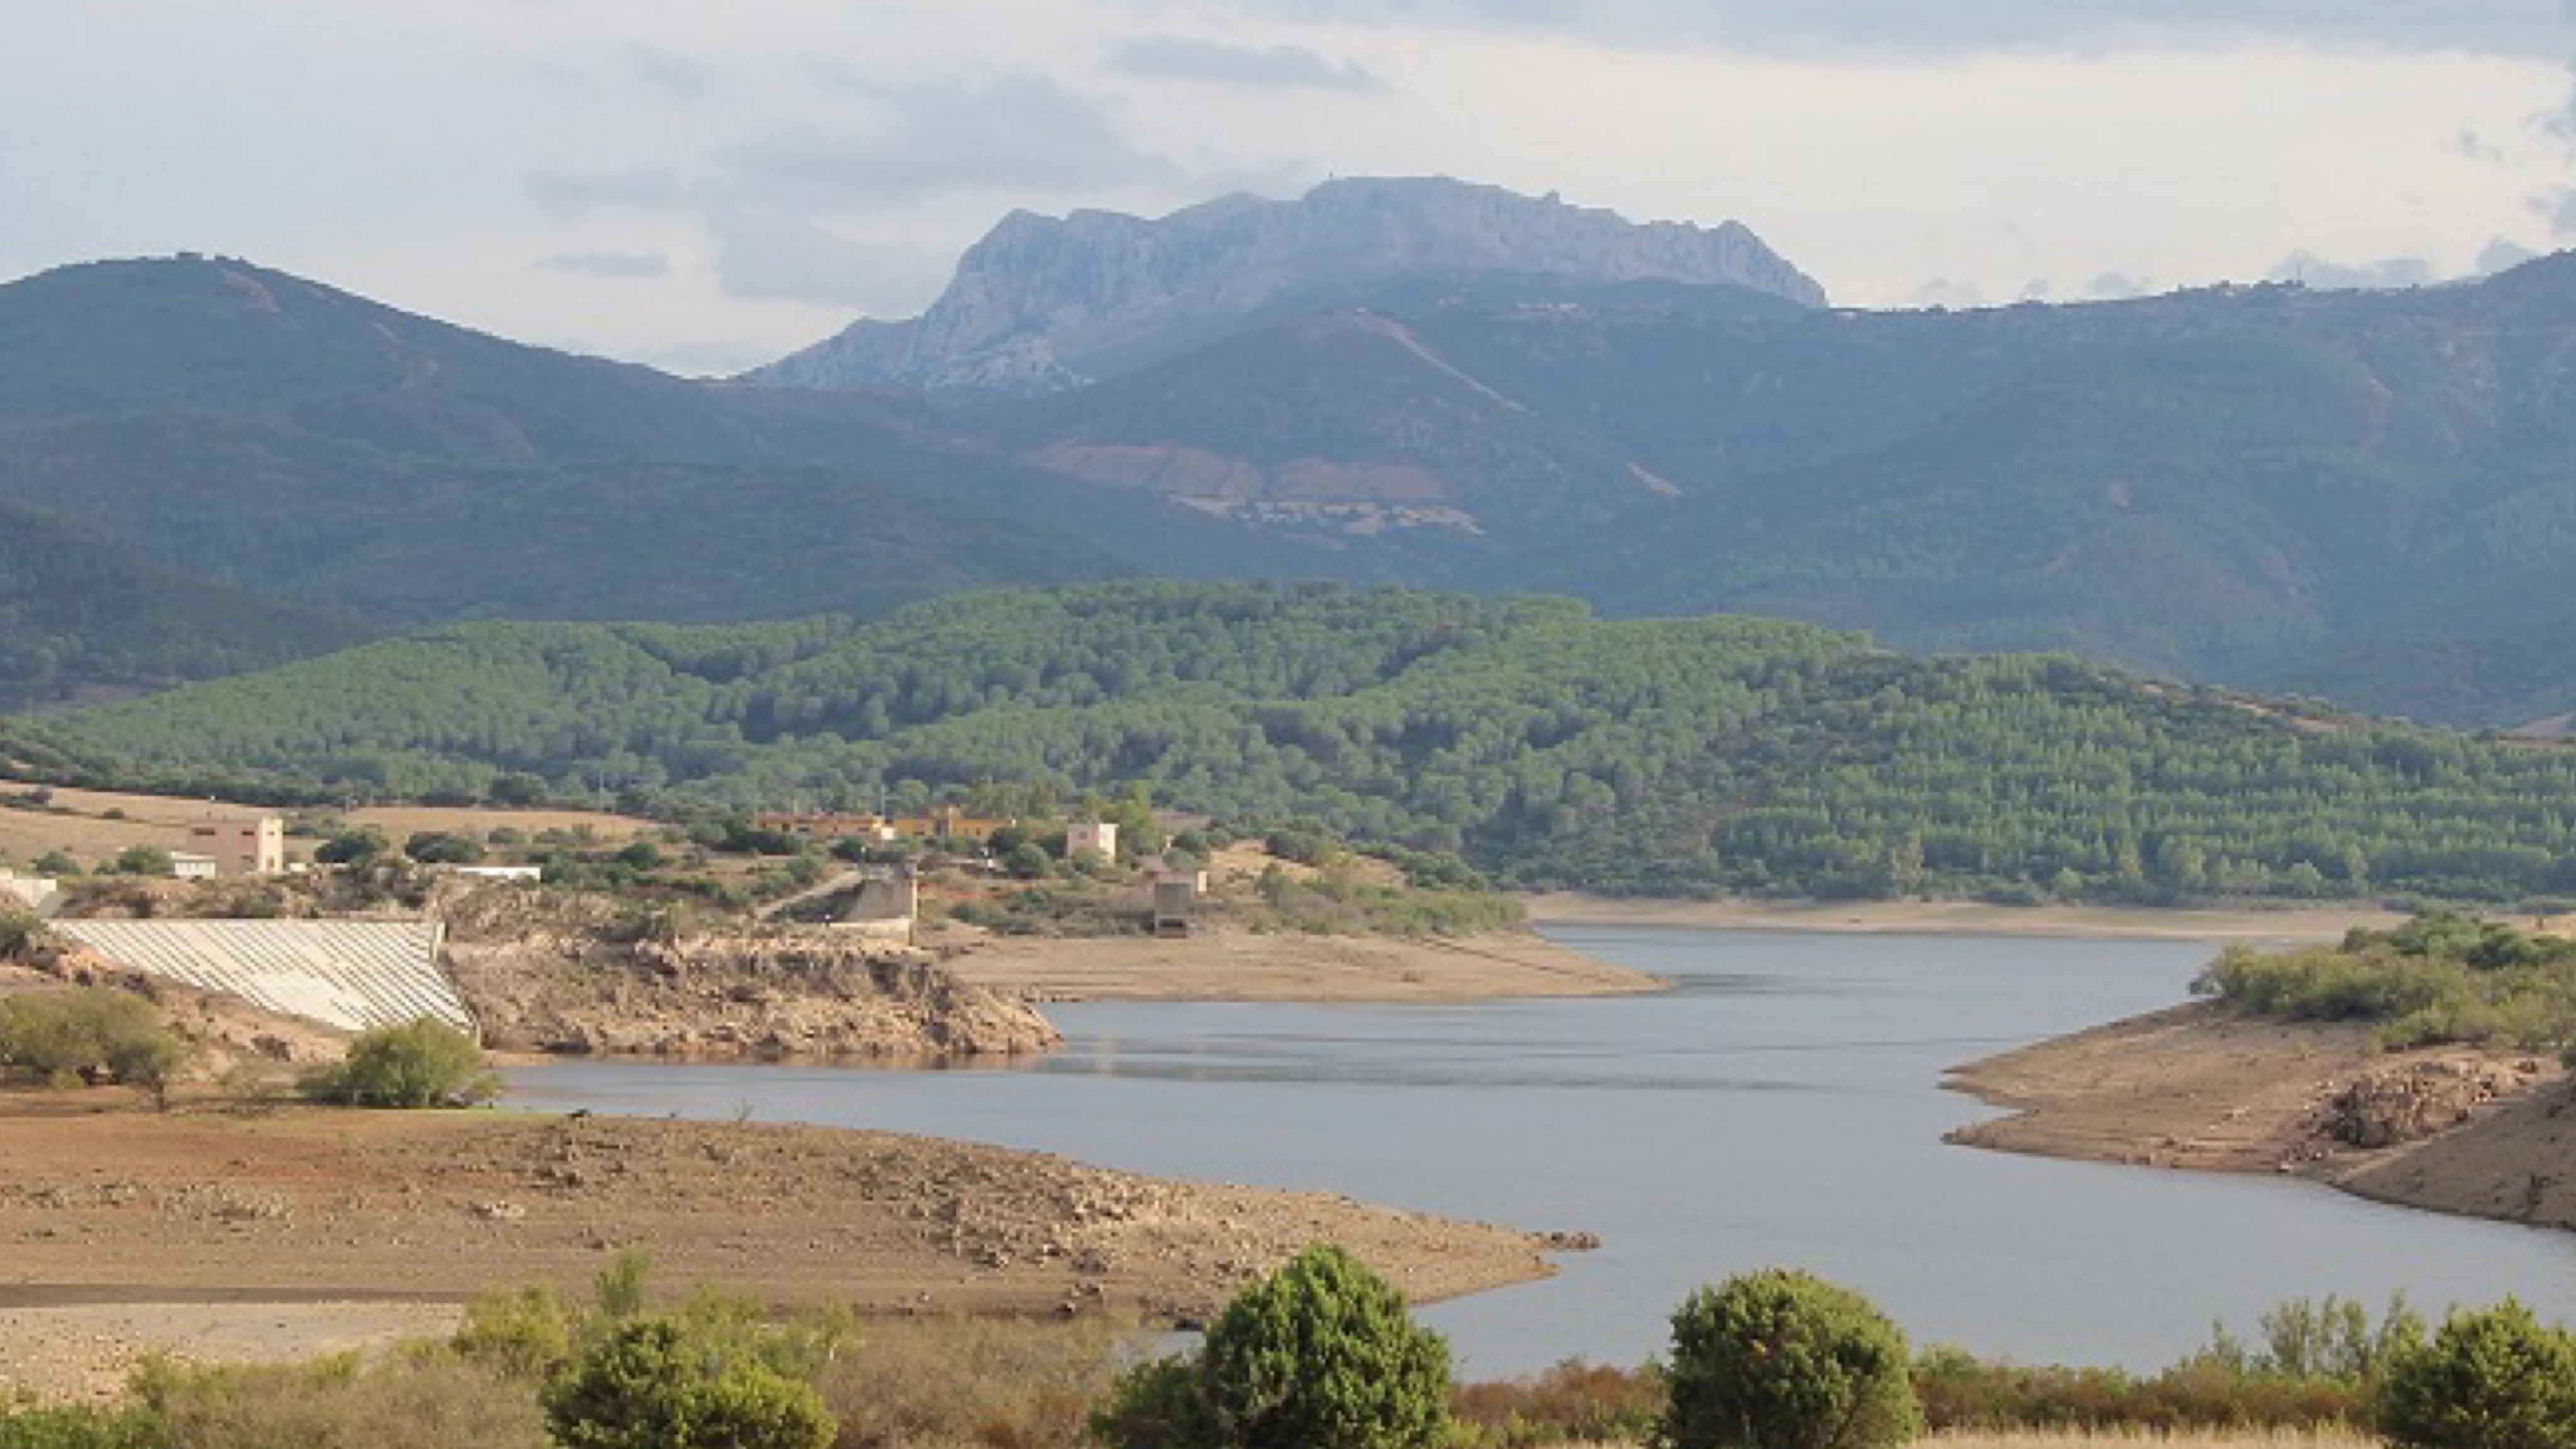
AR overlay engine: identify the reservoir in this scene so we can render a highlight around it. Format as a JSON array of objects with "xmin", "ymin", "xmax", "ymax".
[{"xmin": 509, "ymin": 924, "xmax": 2576, "ymax": 1375}]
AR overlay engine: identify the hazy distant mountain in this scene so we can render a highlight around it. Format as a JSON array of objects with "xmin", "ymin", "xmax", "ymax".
[
  {"xmin": 0, "ymin": 255, "xmax": 1379, "ymax": 702},
  {"xmin": 750, "ymin": 177, "xmax": 1827, "ymax": 394}
]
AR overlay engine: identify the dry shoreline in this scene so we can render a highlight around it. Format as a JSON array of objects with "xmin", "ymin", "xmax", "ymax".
[
  {"xmin": 1945, "ymin": 1000, "xmax": 2575, "ymax": 1230},
  {"xmin": 941, "ymin": 925, "xmax": 1664, "ymax": 1001},
  {"xmin": 0, "ymin": 1094, "xmax": 1565, "ymax": 1402},
  {"xmin": 1525, "ymin": 893, "xmax": 2404, "ymax": 943}
]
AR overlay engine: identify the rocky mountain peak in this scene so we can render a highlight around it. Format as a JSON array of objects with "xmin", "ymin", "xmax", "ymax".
[{"xmin": 748, "ymin": 177, "xmax": 1827, "ymax": 394}]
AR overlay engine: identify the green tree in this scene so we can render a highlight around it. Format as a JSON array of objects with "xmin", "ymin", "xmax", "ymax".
[
  {"xmin": 109, "ymin": 845, "xmax": 172, "ymax": 877},
  {"xmin": 1097, "ymin": 1243, "xmax": 1450, "ymax": 1449},
  {"xmin": 301, "ymin": 1019, "xmax": 499, "ymax": 1108},
  {"xmin": 31, "ymin": 850, "xmax": 78, "ymax": 877},
  {"xmin": 2377, "ymin": 1300, "xmax": 2576, "ymax": 1449},
  {"xmin": 543, "ymin": 1317, "xmax": 836, "ymax": 1449},
  {"xmin": 1660, "ymin": 1270, "xmax": 1922, "ymax": 1449},
  {"xmin": 0, "ymin": 988, "xmax": 191, "ymax": 1104},
  {"xmin": 404, "ymin": 830, "xmax": 486, "ymax": 864}
]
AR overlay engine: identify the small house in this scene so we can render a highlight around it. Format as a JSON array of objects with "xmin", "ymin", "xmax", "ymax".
[
  {"xmin": 1065, "ymin": 820, "xmax": 1119, "ymax": 860},
  {"xmin": 187, "ymin": 815, "xmax": 284, "ymax": 876}
]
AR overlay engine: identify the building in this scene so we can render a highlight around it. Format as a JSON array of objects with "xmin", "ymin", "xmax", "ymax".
[
  {"xmin": 1065, "ymin": 820, "xmax": 1119, "ymax": 859},
  {"xmin": 448, "ymin": 864, "xmax": 544, "ymax": 884},
  {"xmin": 188, "ymin": 815, "xmax": 284, "ymax": 877},
  {"xmin": 752, "ymin": 807, "xmax": 1008, "ymax": 847},
  {"xmin": 752, "ymin": 812, "xmax": 895, "ymax": 843},
  {"xmin": 167, "ymin": 852, "xmax": 219, "ymax": 881},
  {"xmin": 1151, "ymin": 869, "xmax": 1205, "ymax": 938}
]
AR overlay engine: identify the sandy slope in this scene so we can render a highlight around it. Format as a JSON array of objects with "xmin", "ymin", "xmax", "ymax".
[
  {"xmin": 0, "ymin": 1092, "xmax": 1566, "ymax": 1402},
  {"xmin": 941, "ymin": 926, "xmax": 1663, "ymax": 1001},
  {"xmin": 1945, "ymin": 1001, "xmax": 2567, "ymax": 1225},
  {"xmin": 1526, "ymin": 894, "xmax": 2402, "ymax": 942}
]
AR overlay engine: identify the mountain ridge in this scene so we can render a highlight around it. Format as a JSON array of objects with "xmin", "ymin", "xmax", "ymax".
[{"xmin": 751, "ymin": 176, "xmax": 1826, "ymax": 394}]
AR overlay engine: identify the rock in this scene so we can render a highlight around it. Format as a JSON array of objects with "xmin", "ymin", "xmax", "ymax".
[{"xmin": 752, "ymin": 177, "xmax": 1825, "ymax": 395}]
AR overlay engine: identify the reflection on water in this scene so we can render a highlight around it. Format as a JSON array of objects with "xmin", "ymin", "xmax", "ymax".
[{"xmin": 510, "ymin": 926, "xmax": 2576, "ymax": 1376}]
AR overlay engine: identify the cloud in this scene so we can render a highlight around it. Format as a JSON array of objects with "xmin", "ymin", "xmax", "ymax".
[
  {"xmin": 525, "ymin": 165, "xmax": 691, "ymax": 213},
  {"xmin": 2087, "ymin": 272, "xmax": 2155, "ymax": 300},
  {"xmin": 1907, "ymin": 277, "xmax": 1985, "ymax": 308},
  {"xmin": 626, "ymin": 44, "xmax": 720, "ymax": 100},
  {"xmin": 2266, "ymin": 250, "xmax": 2436, "ymax": 289},
  {"xmin": 533, "ymin": 250, "xmax": 671, "ymax": 279},
  {"xmin": 1167, "ymin": 0, "xmax": 2569, "ymax": 60},
  {"xmin": 706, "ymin": 203, "xmax": 903, "ymax": 308},
  {"xmin": 726, "ymin": 72, "xmax": 1180, "ymax": 203},
  {"xmin": 1110, "ymin": 35, "xmax": 1383, "ymax": 92}
]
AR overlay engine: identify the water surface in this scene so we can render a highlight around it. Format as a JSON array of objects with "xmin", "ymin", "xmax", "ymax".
[{"xmin": 510, "ymin": 926, "xmax": 2575, "ymax": 1374}]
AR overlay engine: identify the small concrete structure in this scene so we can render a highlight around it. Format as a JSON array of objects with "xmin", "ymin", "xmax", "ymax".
[
  {"xmin": 1065, "ymin": 820, "xmax": 1119, "ymax": 860},
  {"xmin": 1151, "ymin": 870, "xmax": 1204, "ymax": 938},
  {"xmin": 167, "ymin": 852, "xmax": 219, "ymax": 881},
  {"xmin": 840, "ymin": 868, "xmax": 919, "ymax": 944},
  {"xmin": 188, "ymin": 815, "xmax": 284, "ymax": 876},
  {"xmin": 0, "ymin": 868, "xmax": 58, "ymax": 915},
  {"xmin": 57, "ymin": 919, "xmax": 474, "ymax": 1038}
]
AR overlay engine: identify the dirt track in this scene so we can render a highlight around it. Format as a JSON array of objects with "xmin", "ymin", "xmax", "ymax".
[{"xmin": 0, "ymin": 1092, "xmax": 1565, "ymax": 1401}]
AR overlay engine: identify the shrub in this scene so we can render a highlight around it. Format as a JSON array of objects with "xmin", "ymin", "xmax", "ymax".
[
  {"xmin": 301, "ymin": 1019, "xmax": 499, "ymax": 1108},
  {"xmin": 138, "ymin": 1350, "xmax": 552, "ymax": 1449},
  {"xmin": 2377, "ymin": 1299, "xmax": 2576, "ymax": 1449},
  {"xmin": 543, "ymin": 1317, "xmax": 836, "ymax": 1449},
  {"xmin": 1452, "ymin": 1360, "xmax": 1667, "ymax": 1449},
  {"xmin": 109, "ymin": 846, "xmax": 172, "ymax": 877},
  {"xmin": 0, "ymin": 1401, "xmax": 158, "ymax": 1449},
  {"xmin": 815, "ymin": 1315, "xmax": 1137, "ymax": 1449},
  {"xmin": 1660, "ymin": 1270, "xmax": 1921, "ymax": 1449},
  {"xmin": 0, "ymin": 988, "xmax": 191, "ymax": 1103},
  {"xmin": 404, "ymin": 831, "xmax": 486, "ymax": 865},
  {"xmin": 1097, "ymin": 1243, "xmax": 1450, "ymax": 1449}
]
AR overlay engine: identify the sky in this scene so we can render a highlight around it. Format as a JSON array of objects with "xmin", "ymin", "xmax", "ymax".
[{"xmin": 11, "ymin": 1, "xmax": 2576, "ymax": 375}]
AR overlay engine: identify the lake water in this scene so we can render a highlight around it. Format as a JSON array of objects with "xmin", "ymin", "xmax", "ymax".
[{"xmin": 508, "ymin": 924, "xmax": 2576, "ymax": 1375}]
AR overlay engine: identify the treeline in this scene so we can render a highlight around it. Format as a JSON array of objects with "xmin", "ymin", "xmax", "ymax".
[
  {"xmin": 2196, "ymin": 912, "xmax": 2576, "ymax": 1054},
  {"xmin": 32, "ymin": 581, "xmax": 2576, "ymax": 903}
]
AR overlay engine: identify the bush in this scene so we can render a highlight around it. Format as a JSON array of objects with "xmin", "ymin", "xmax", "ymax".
[
  {"xmin": 1097, "ymin": 1243, "xmax": 1450, "ymax": 1449},
  {"xmin": 301, "ymin": 1019, "xmax": 499, "ymax": 1108},
  {"xmin": 815, "ymin": 1315, "xmax": 1136, "ymax": 1449},
  {"xmin": 137, "ymin": 1350, "xmax": 552, "ymax": 1449},
  {"xmin": 1452, "ymin": 1360, "xmax": 1666, "ymax": 1449},
  {"xmin": 0, "ymin": 988, "xmax": 191, "ymax": 1104},
  {"xmin": 2377, "ymin": 1299, "xmax": 2576, "ymax": 1449},
  {"xmin": 0, "ymin": 1401, "xmax": 158, "ymax": 1449},
  {"xmin": 404, "ymin": 831, "xmax": 486, "ymax": 865},
  {"xmin": 543, "ymin": 1317, "xmax": 836, "ymax": 1449},
  {"xmin": 1660, "ymin": 1270, "xmax": 1921, "ymax": 1449}
]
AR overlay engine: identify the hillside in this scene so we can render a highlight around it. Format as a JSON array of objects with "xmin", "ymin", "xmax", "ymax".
[
  {"xmin": 0, "ymin": 500, "xmax": 361, "ymax": 709},
  {"xmin": 38, "ymin": 582, "xmax": 2576, "ymax": 904},
  {"xmin": 0, "ymin": 255, "xmax": 1374, "ymax": 700}
]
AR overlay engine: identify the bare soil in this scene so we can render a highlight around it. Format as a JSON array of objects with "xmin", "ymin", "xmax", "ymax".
[
  {"xmin": 1945, "ymin": 1001, "xmax": 2567, "ymax": 1218},
  {"xmin": 940, "ymin": 926, "xmax": 1662, "ymax": 1001},
  {"xmin": 1525, "ymin": 895, "xmax": 2403, "ymax": 943},
  {"xmin": 0, "ymin": 1092, "xmax": 1565, "ymax": 1402}
]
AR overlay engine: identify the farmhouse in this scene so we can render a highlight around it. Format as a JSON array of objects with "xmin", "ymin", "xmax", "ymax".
[{"xmin": 187, "ymin": 814, "xmax": 285, "ymax": 876}]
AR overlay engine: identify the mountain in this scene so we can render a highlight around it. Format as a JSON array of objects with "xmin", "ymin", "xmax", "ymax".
[
  {"xmin": 0, "ymin": 254, "xmax": 1383, "ymax": 700},
  {"xmin": 0, "ymin": 499, "xmax": 362, "ymax": 710},
  {"xmin": 45, "ymin": 582, "xmax": 2576, "ymax": 904},
  {"xmin": 750, "ymin": 177, "xmax": 1827, "ymax": 394}
]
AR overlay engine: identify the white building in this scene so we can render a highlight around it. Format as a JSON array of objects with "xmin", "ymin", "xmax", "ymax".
[
  {"xmin": 167, "ymin": 852, "xmax": 219, "ymax": 881},
  {"xmin": 1065, "ymin": 820, "xmax": 1119, "ymax": 859}
]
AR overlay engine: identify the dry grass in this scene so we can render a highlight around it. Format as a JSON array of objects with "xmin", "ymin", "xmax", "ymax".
[
  {"xmin": 347, "ymin": 804, "xmax": 655, "ymax": 843},
  {"xmin": 1552, "ymin": 1436, "xmax": 2379, "ymax": 1449}
]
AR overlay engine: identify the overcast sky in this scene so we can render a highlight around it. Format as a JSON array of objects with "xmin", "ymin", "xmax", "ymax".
[{"xmin": 11, "ymin": 0, "xmax": 2576, "ymax": 374}]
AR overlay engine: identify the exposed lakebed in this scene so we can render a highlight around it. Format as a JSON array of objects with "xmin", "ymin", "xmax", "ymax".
[{"xmin": 509, "ymin": 924, "xmax": 2576, "ymax": 1375}]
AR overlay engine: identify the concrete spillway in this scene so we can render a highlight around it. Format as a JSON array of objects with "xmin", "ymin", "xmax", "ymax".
[{"xmin": 56, "ymin": 919, "xmax": 474, "ymax": 1038}]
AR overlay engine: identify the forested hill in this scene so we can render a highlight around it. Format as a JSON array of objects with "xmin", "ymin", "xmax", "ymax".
[{"xmin": 36, "ymin": 583, "xmax": 2576, "ymax": 904}]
